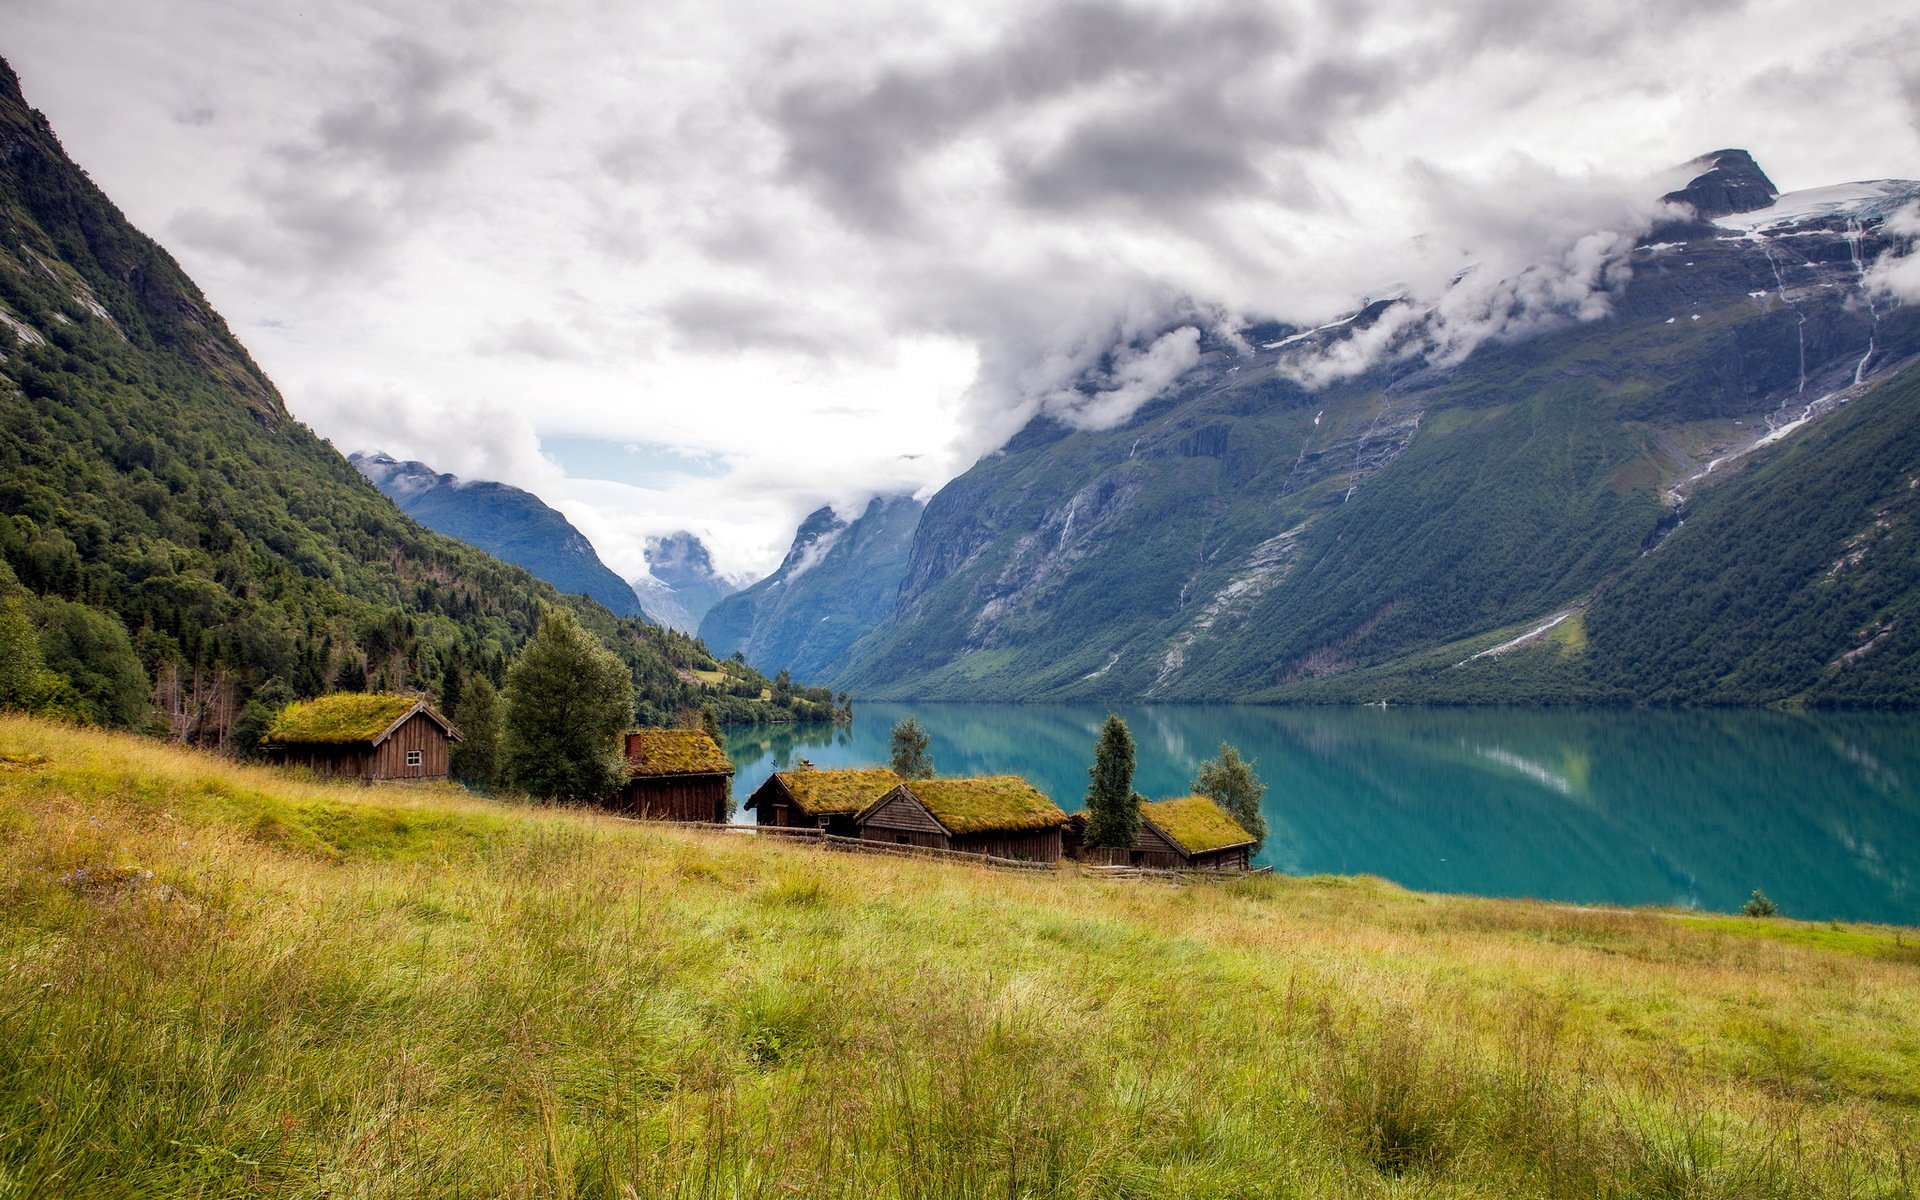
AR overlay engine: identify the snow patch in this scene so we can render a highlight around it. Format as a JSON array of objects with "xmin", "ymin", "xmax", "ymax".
[{"xmin": 1716, "ymin": 180, "xmax": 1920, "ymax": 233}]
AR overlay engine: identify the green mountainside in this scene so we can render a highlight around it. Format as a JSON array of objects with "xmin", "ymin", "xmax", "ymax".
[
  {"xmin": 349, "ymin": 451, "xmax": 644, "ymax": 618},
  {"xmin": 700, "ymin": 495, "xmax": 921, "ymax": 681},
  {"xmin": 0, "ymin": 58, "xmax": 825, "ymax": 742},
  {"xmin": 835, "ymin": 165, "xmax": 1920, "ymax": 706}
]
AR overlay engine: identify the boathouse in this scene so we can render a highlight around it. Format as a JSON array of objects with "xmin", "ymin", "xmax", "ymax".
[
  {"xmin": 744, "ymin": 765, "xmax": 901, "ymax": 836},
  {"xmin": 1065, "ymin": 796, "xmax": 1256, "ymax": 870},
  {"xmin": 260, "ymin": 693, "xmax": 459, "ymax": 782},
  {"xmin": 617, "ymin": 729, "xmax": 734, "ymax": 822},
  {"xmin": 854, "ymin": 776, "xmax": 1067, "ymax": 861}
]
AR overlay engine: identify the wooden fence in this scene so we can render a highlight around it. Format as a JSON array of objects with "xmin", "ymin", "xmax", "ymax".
[{"xmin": 615, "ymin": 817, "xmax": 1267, "ymax": 882}]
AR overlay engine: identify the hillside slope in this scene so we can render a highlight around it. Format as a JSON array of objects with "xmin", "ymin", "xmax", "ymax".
[
  {"xmin": 836, "ymin": 159, "xmax": 1920, "ymax": 704},
  {"xmin": 350, "ymin": 451, "xmax": 643, "ymax": 618},
  {"xmin": 0, "ymin": 57, "xmax": 793, "ymax": 739},
  {"xmin": 701, "ymin": 495, "xmax": 921, "ymax": 680},
  {"xmin": 3, "ymin": 714, "xmax": 1916, "ymax": 1196}
]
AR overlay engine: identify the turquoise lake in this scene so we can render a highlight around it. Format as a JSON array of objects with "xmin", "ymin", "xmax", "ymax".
[{"xmin": 723, "ymin": 704, "xmax": 1920, "ymax": 925}]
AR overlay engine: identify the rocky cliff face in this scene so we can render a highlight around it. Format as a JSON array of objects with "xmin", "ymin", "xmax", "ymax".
[
  {"xmin": 700, "ymin": 495, "xmax": 922, "ymax": 682},
  {"xmin": 350, "ymin": 451, "xmax": 643, "ymax": 618},
  {"xmin": 834, "ymin": 156, "xmax": 1920, "ymax": 704},
  {"xmin": 1660, "ymin": 148, "xmax": 1779, "ymax": 219},
  {"xmin": 629, "ymin": 531, "xmax": 737, "ymax": 634}
]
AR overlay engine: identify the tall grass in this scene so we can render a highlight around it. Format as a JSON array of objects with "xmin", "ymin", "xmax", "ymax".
[{"xmin": 0, "ymin": 714, "xmax": 1915, "ymax": 1197}]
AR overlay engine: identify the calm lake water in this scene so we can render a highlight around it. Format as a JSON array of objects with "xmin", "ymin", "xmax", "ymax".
[{"xmin": 723, "ymin": 704, "xmax": 1920, "ymax": 925}]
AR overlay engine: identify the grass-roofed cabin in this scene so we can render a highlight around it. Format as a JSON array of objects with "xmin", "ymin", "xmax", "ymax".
[
  {"xmin": 617, "ymin": 730, "xmax": 735, "ymax": 822},
  {"xmin": 261, "ymin": 694, "xmax": 459, "ymax": 782},
  {"xmin": 855, "ymin": 776, "xmax": 1067, "ymax": 861},
  {"xmin": 1066, "ymin": 796, "xmax": 1257, "ymax": 871},
  {"xmin": 744, "ymin": 766, "xmax": 900, "ymax": 836}
]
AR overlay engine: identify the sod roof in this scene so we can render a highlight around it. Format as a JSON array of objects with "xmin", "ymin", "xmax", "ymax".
[
  {"xmin": 262, "ymin": 694, "xmax": 446, "ymax": 747},
  {"xmin": 1141, "ymin": 796, "xmax": 1255, "ymax": 855},
  {"xmin": 625, "ymin": 730, "xmax": 734, "ymax": 778},
  {"xmin": 754, "ymin": 767, "xmax": 901, "ymax": 816},
  {"xmin": 881, "ymin": 776, "xmax": 1066, "ymax": 836}
]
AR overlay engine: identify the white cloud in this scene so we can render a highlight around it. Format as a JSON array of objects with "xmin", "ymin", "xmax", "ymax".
[{"xmin": 1868, "ymin": 201, "xmax": 1920, "ymax": 302}]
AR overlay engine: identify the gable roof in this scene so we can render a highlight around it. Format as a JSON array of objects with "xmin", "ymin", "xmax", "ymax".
[
  {"xmin": 865, "ymin": 776, "xmax": 1066, "ymax": 836},
  {"xmin": 261, "ymin": 694, "xmax": 457, "ymax": 747},
  {"xmin": 624, "ymin": 729, "xmax": 734, "ymax": 778},
  {"xmin": 748, "ymin": 766, "xmax": 901, "ymax": 815},
  {"xmin": 1140, "ymin": 796, "xmax": 1255, "ymax": 856}
]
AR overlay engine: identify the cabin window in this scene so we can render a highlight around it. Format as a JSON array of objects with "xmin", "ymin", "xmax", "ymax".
[
  {"xmin": 895, "ymin": 835, "xmax": 910, "ymax": 845},
  {"xmin": 406, "ymin": 750, "xmax": 422, "ymax": 768}
]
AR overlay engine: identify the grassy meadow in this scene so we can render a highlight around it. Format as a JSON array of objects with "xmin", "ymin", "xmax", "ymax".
[{"xmin": 1, "ymin": 714, "xmax": 1917, "ymax": 1198}]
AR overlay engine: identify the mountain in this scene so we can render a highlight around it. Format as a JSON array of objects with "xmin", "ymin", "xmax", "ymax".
[
  {"xmin": 349, "ymin": 451, "xmax": 642, "ymax": 618},
  {"xmin": 834, "ymin": 155, "xmax": 1920, "ymax": 705},
  {"xmin": 630, "ymin": 531, "xmax": 738, "ymax": 634},
  {"xmin": 700, "ymin": 495, "xmax": 923, "ymax": 681},
  {"xmin": 0, "ymin": 57, "xmax": 830, "ymax": 741}
]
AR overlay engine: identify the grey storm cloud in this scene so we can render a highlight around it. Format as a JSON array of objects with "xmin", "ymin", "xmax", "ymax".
[
  {"xmin": 770, "ymin": 0, "xmax": 1292, "ymax": 229},
  {"xmin": 173, "ymin": 36, "xmax": 494, "ymax": 278}
]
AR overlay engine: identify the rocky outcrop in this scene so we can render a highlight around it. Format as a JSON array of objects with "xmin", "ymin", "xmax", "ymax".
[{"xmin": 1661, "ymin": 148, "xmax": 1778, "ymax": 219}]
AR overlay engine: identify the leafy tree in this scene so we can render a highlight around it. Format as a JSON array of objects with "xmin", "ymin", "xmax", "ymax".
[
  {"xmin": 451, "ymin": 676, "xmax": 503, "ymax": 790},
  {"xmin": 231, "ymin": 679, "xmax": 293, "ymax": 760},
  {"xmin": 502, "ymin": 608, "xmax": 633, "ymax": 802},
  {"xmin": 888, "ymin": 718, "xmax": 934, "ymax": 779},
  {"xmin": 1084, "ymin": 713, "xmax": 1139, "ymax": 849},
  {"xmin": 0, "ymin": 593, "xmax": 58, "ymax": 714},
  {"xmin": 1192, "ymin": 742, "xmax": 1269, "ymax": 851},
  {"xmin": 1743, "ymin": 889, "xmax": 1778, "ymax": 918},
  {"xmin": 34, "ymin": 598, "xmax": 150, "ymax": 729}
]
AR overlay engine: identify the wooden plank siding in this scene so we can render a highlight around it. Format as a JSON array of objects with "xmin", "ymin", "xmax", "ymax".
[
  {"xmin": 951, "ymin": 827, "xmax": 1062, "ymax": 863},
  {"xmin": 859, "ymin": 791, "xmax": 948, "ymax": 838},
  {"xmin": 619, "ymin": 775, "xmax": 728, "ymax": 823}
]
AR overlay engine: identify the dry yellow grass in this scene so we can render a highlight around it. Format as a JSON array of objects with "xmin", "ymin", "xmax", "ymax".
[{"xmin": 1, "ymin": 713, "xmax": 1915, "ymax": 1198}]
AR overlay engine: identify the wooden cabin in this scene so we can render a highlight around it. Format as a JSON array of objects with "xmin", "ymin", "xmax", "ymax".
[
  {"xmin": 1064, "ymin": 796, "xmax": 1256, "ymax": 871},
  {"xmin": 617, "ymin": 729, "xmax": 734, "ymax": 822},
  {"xmin": 260, "ymin": 694, "xmax": 459, "ymax": 782},
  {"xmin": 854, "ymin": 776, "xmax": 1067, "ymax": 861},
  {"xmin": 745, "ymin": 766, "xmax": 901, "ymax": 836}
]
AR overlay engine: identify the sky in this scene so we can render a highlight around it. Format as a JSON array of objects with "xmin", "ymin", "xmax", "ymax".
[{"xmin": 3, "ymin": 0, "xmax": 1918, "ymax": 581}]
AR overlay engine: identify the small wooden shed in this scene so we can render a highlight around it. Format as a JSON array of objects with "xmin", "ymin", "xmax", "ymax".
[
  {"xmin": 745, "ymin": 766, "xmax": 901, "ymax": 836},
  {"xmin": 617, "ymin": 729, "xmax": 734, "ymax": 822},
  {"xmin": 1065, "ymin": 796, "xmax": 1256, "ymax": 871},
  {"xmin": 855, "ymin": 776, "xmax": 1067, "ymax": 861},
  {"xmin": 261, "ymin": 694, "xmax": 459, "ymax": 781}
]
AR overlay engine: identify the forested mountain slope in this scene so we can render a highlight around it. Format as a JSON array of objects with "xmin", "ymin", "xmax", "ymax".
[
  {"xmin": 701, "ymin": 495, "xmax": 921, "ymax": 681},
  {"xmin": 350, "ymin": 451, "xmax": 643, "ymax": 618},
  {"xmin": 0, "ymin": 57, "xmax": 822, "ymax": 742},
  {"xmin": 835, "ymin": 156, "xmax": 1920, "ymax": 705}
]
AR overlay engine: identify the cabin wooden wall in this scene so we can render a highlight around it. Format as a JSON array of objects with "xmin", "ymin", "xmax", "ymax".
[
  {"xmin": 953, "ymin": 828, "xmax": 1062, "ymax": 862},
  {"xmin": 370, "ymin": 713, "xmax": 450, "ymax": 780},
  {"xmin": 857, "ymin": 792, "xmax": 951, "ymax": 848},
  {"xmin": 620, "ymin": 776, "xmax": 728, "ymax": 822}
]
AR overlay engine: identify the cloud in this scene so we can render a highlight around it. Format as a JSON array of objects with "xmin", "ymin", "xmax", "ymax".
[
  {"xmin": 477, "ymin": 318, "xmax": 591, "ymax": 362},
  {"xmin": 1867, "ymin": 201, "xmax": 1920, "ymax": 302},
  {"xmin": 171, "ymin": 36, "xmax": 495, "ymax": 279}
]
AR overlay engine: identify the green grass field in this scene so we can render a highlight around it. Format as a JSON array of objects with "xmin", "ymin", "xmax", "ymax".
[{"xmin": 1, "ymin": 714, "xmax": 1916, "ymax": 1198}]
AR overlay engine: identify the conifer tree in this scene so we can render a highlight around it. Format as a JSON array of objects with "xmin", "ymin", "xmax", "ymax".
[
  {"xmin": 1192, "ymin": 742, "xmax": 1269, "ymax": 851},
  {"xmin": 889, "ymin": 718, "xmax": 934, "ymax": 779},
  {"xmin": 502, "ymin": 608, "xmax": 633, "ymax": 802},
  {"xmin": 451, "ymin": 676, "xmax": 503, "ymax": 790},
  {"xmin": 1084, "ymin": 713, "xmax": 1139, "ymax": 848}
]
